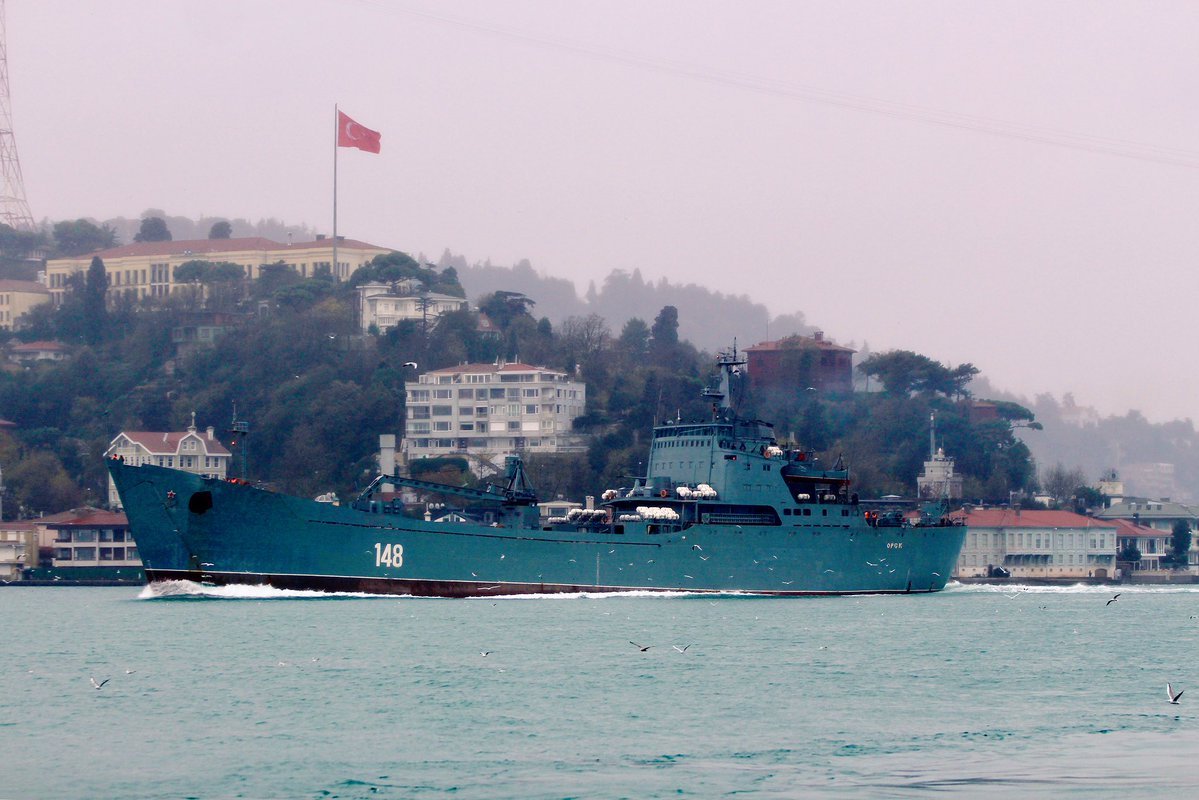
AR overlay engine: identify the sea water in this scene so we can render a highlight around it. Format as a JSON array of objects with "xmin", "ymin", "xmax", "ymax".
[{"xmin": 2, "ymin": 583, "xmax": 1197, "ymax": 799}]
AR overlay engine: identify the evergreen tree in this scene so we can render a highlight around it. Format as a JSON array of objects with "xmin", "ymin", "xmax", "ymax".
[
  {"xmin": 134, "ymin": 216, "xmax": 172, "ymax": 243},
  {"xmin": 83, "ymin": 257, "xmax": 108, "ymax": 344}
]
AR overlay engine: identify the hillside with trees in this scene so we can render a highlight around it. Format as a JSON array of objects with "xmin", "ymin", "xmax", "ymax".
[{"xmin": 0, "ymin": 241, "xmax": 1042, "ymax": 518}]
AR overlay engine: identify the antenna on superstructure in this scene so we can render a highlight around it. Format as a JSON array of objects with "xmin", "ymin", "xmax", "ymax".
[
  {"xmin": 228, "ymin": 402, "xmax": 250, "ymax": 479},
  {"xmin": 929, "ymin": 412, "xmax": 936, "ymax": 459},
  {"xmin": 0, "ymin": 0, "xmax": 34, "ymax": 231}
]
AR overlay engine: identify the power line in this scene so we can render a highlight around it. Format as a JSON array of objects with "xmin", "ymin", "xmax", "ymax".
[{"xmin": 355, "ymin": 1, "xmax": 1199, "ymax": 169}]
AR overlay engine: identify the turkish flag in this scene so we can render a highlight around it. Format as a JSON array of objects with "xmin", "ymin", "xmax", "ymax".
[{"xmin": 337, "ymin": 111, "xmax": 381, "ymax": 153}]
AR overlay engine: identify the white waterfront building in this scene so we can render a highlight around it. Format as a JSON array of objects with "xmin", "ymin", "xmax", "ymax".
[{"xmin": 401, "ymin": 361, "xmax": 587, "ymax": 472}]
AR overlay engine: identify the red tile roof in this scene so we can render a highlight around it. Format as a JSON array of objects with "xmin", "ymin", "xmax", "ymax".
[
  {"xmin": 10, "ymin": 340, "xmax": 68, "ymax": 352},
  {"xmin": 745, "ymin": 334, "xmax": 855, "ymax": 354},
  {"xmin": 116, "ymin": 430, "xmax": 231, "ymax": 456},
  {"xmin": 950, "ymin": 508, "xmax": 1115, "ymax": 529},
  {"xmin": 50, "ymin": 511, "xmax": 129, "ymax": 528},
  {"xmin": 1109, "ymin": 518, "xmax": 1166, "ymax": 539},
  {"xmin": 72, "ymin": 237, "xmax": 389, "ymax": 260},
  {"xmin": 35, "ymin": 507, "xmax": 105, "ymax": 524},
  {"xmin": 0, "ymin": 279, "xmax": 49, "ymax": 293}
]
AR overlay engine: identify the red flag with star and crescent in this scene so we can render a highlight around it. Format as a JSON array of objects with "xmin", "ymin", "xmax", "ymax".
[{"xmin": 337, "ymin": 110, "xmax": 381, "ymax": 154}]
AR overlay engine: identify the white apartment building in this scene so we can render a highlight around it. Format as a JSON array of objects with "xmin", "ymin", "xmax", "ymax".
[
  {"xmin": 402, "ymin": 362, "xmax": 587, "ymax": 470},
  {"xmin": 104, "ymin": 415, "xmax": 231, "ymax": 509}
]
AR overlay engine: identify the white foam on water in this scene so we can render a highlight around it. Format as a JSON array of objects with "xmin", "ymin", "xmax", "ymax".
[
  {"xmin": 469, "ymin": 589, "xmax": 710, "ymax": 601},
  {"xmin": 137, "ymin": 580, "xmax": 391, "ymax": 600},
  {"xmin": 945, "ymin": 581, "xmax": 1199, "ymax": 595}
]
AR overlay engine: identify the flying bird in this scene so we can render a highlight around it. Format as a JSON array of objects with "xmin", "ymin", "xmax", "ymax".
[
  {"xmin": 1167, "ymin": 683, "xmax": 1184, "ymax": 704},
  {"xmin": 629, "ymin": 641, "xmax": 652, "ymax": 652},
  {"xmin": 89, "ymin": 677, "xmax": 109, "ymax": 690},
  {"xmin": 480, "ymin": 651, "xmax": 493, "ymax": 657},
  {"xmin": 1106, "ymin": 594, "xmax": 1121, "ymax": 606},
  {"xmin": 672, "ymin": 645, "xmax": 692, "ymax": 653},
  {"xmin": 403, "ymin": 361, "xmax": 418, "ymax": 368}
]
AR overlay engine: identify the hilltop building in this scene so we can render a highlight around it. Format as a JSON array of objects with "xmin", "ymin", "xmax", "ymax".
[
  {"xmin": 745, "ymin": 332, "xmax": 855, "ymax": 394},
  {"xmin": 0, "ymin": 278, "xmax": 50, "ymax": 330},
  {"xmin": 104, "ymin": 415, "xmax": 231, "ymax": 509},
  {"xmin": 401, "ymin": 362, "xmax": 587, "ymax": 473},
  {"xmin": 44, "ymin": 236, "xmax": 391, "ymax": 306},
  {"xmin": 951, "ymin": 507, "xmax": 1119, "ymax": 580},
  {"xmin": 6, "ymin": 340, "xmax": 68, "ymax": 365},
  {"xmin": 357, "ymin": 280, "xmax": 468, "ymax": 334}
]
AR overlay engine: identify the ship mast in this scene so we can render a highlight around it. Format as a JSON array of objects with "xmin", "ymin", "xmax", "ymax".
[{"xmin": 702, "ymin": 342, "xmax": 747, "ymax": 421}]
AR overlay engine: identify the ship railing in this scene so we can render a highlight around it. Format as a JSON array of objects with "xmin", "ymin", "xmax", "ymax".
[{"xmin": 700, "ymin": 512, "xmax": 777, "ymax": 526}]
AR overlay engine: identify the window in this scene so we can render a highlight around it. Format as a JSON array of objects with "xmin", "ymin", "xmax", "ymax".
[
  {"xmin": 75, "ymin": 529, "xmax": 97, "ymax": 542},
  {"xmin": 409, "ymin": 390, "xmax": 430, "ymax": 402},
  {"xmin": 433, "ymin": 421, "xmax": 451, "ymax": 431},
  {"xmin": 127, "ymin": 547, "xmax": 138, "ymax": 561},
  {"xmin": 475, "ymin": 406, "xmax": 488, "ymax": 416},
  {"xmin": 431, "ymin": 405, "xmax": 452, "ymax": 416},
  {"xmin": 458, "ymin": 406, "xmax": 473, "ymax": 416},
  {"xmin": 522, "ymin": 388, "xmax": 539, "ymax": 398},
  {"xmin": 75, "ymin": 547, "xmax": 96, "ymax": 561},
  {"xmin": 434, "ymin": 389, "xmax": 453, "ymax": 399},
  {"xmin": 409, "ymin": 406, "xmax": 430, "ymax": 420},
  {"xmin": 507, "ymin": 421, "xmax": 520, "ymax": 431},
  {"xmin": 525, "ymin": 405, "xmax": 538, "ymax": 415},
  {"xmin": 460, "ymin": 422, "xmax": 474, "ymax": 431},
  {"xmin": 56, "ymin": 548, "xmax": 72, "ymax": 561},
  {"xmin": 458, "ymin": 389, "xmax": 474, "ymax": 398},
  {"xmin": 489, "ymin": 388, "xmax": 505, "ymax": 399}
]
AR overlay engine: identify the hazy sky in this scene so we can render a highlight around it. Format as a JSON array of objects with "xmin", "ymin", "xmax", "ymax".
[{"xmin": 11, "ymin": 1, "xmax": 1199, "ymax": 422}]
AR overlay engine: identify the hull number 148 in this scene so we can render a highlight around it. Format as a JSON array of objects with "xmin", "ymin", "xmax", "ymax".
[{"xmin": 374, "ymin": 542, "xmax": 404, "ymax": 568}]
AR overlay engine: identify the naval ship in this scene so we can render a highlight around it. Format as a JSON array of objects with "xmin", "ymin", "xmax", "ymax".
[{"xmin": 107, "ymin": 347, "xmax": 966, "ymax": 596}]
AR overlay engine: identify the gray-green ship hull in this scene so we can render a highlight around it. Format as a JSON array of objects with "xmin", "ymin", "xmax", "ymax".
[{"xmin": 110, "ymin": 463, "xmax": 966, "ymax": 597}]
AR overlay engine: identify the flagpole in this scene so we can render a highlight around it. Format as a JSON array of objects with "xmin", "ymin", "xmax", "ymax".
[{"xmin": 332, "ymin": 103, "xmax": 339, "ymax": 281}]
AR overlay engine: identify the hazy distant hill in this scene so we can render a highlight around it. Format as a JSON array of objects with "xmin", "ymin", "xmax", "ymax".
[
  {"xmin": 440, "ymin": 250, "xmax": 817, "ymax": 352},
  {"xmin": 94, "ymin": 209, "xmax": 317, "ymax": 246},
  {"xmin": 968, "ymin": 377, "xmax": 1199, "ymax": 503}
]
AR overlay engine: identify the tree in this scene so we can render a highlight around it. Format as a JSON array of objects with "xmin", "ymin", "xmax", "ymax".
[
  {"xmin": 859, "ymin": 350, "xmax": 977, "ymax": 397},
  {"xmin": 52, "ymin": 219, "xmax": 117, "ymax": 256},
  {"xmin": 478, "ymin": 291, "xmax": 535, "ymax": 330},
  {"xmin": 208, "ymin": 220, "xmax": 233, "ymax": 239},
  {"xmin": 1117, "ymin": 543, "xmax": 1142, "ymax": 563},
  {"xmin": 134, "ymin": 216, "xmax": 172, "ymax": 243},
  {"xmin": 83, "ymin": 257, "xmax": 108, "ymax": 344},
  {"xmin": 1169, "ymin": 520, "xmax": 1192, "ymax": 569},
  {"xmin": 617, "ymin": 318, "xmax": 650, "ymax": 360},
  {"xmin": 0, "ymin": 223, "xmax": 45, "ymax": 260},
  {"xmin": 1040, "ymin": 463, "xmax": 1086, "ymax": 506}
]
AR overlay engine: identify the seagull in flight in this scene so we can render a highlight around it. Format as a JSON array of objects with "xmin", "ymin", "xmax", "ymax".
[
  {"xmin": 480, "ymin": 651, "xmax": 493, "ymax": 657},
  {"xmin": 672, "ymin": 645, "xmax": 692, "ymax": 653},
  {"xmin": 89, "ymin": 677, "xmax": 109, "ymax": 690},
  {"xmin": 629, "ymin": 641, "xmax": 652, "ymax": 652},
  {"xmin": 1106, "ymin": 594, "xmax": 1121, "ymax": 606},
  {"xmin": 402, "ymin": 361, "xmax": 418, "ymax": 368},
  {"xmin": 1167, "ymin": 683, "xmax": 1184, "ymax": 704}
]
